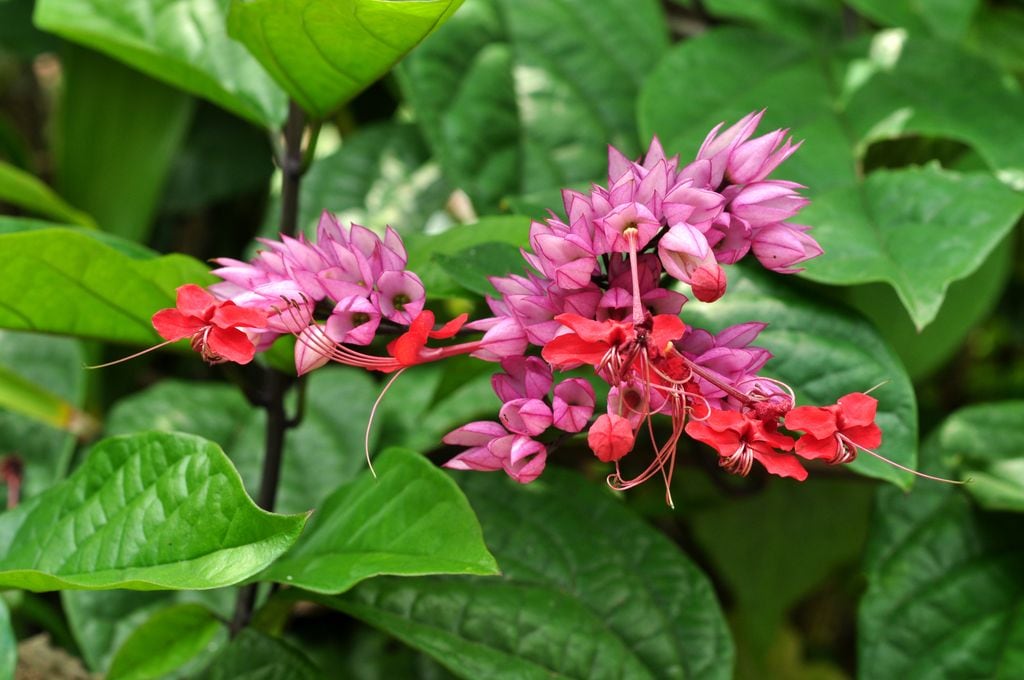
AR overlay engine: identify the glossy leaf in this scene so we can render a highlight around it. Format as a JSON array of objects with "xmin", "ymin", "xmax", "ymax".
[
  {"xmin": 0, "ymin": 431, "xmax": 306, "ymax": 591},
  {"xmin": 685, "ymin": 267, "xmax": 917, "ymax": 488},
  {"xmin": 938, "ymin": 401, "xmax": 1024, "ymax": 512},
  {"xmin": 398, "ymin": 0, "xmax": 668, "ymax": 211},
  {"xmin": 264, "ymin": 448, "xmax": 497, "ymax": 593},
  {"xmin": 33, "ymin": 0, "xmax": 287, "ymax": 126},
  {"xmin": 227, "ymin": 0, "xmax": 464, "ymax": 120},
  {"xmin": 0, "ymin": 598, "xmax": 14, "ymax": 680},
  {"xmin": 0, "ymin": 228, "xmax": 212, "ymax": 344},
  {"xmin": 107, "ymin": 604, "xmax": 225, "ymax": 680},
  {"xmin": 0, "ymin": 160, "xmax": 94, "ymax": 227},
  {"xmin": 859, "ymin": 435, "xmax": 1024, "ymax": 677},
  {"xmin": 197, "ymin": 629, "xmax": 319, "ymax": 680},
  {"xmin": 329, "ymin": 468, "xmax": 733, "ymax": 679}
]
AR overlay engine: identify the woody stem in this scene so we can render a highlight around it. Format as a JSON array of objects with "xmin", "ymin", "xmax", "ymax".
[{"xmin": 231, "ymin": 100, "xmax": 311, "ymax": 637}]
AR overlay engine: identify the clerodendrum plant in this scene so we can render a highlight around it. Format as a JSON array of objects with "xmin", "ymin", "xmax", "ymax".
[{"xmin": 131, "ymin": 111, "xmax": 944, "ymax": 507}]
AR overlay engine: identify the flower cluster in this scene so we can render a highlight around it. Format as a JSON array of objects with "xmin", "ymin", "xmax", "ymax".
[{"xmin": 145, "ymin": 111, "xmax": 903, "ymax": 500}]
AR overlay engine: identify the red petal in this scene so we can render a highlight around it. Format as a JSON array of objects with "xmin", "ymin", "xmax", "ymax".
[
  {"xmin": 587, "ymin": 414, "xmax": 635, "ymax": 462},
  {"xmin": 212, "ymin": 302, "xmax": 268, "ymax": 330},
  {"xmin": 685, "ymin": 416, "xmax": 742, "ymax": 456},
  {"xmin": 428, "ymin": 313, "xmax": 468, "ymax": 339},
  {"xmin": 151, "ymin": 309, "xmax": 201, "ymax": 341},
  {"xmin": 837, "ymin": 392, "xmax": 878, "ymax": 428},
  {"xmin": 553, "ymin": 313, "xmax": 632, "ymax": 344},
  {"xmin": 844, "ymin": 423, "xmax": 882, "ymax": 450},
  {"xmin": 386, "ymin": 311, "xmax": 436, "ymax": 366},
  {"xmin": 752, "ymin": 446, "xmax": 808, "ymax": 481},
  {"xmin": 793, "ymin": 434, "xmax": 838, "ymax": 461},
  {"xmin": 541, "ymin": 334, "xmax": 608, "ymax": 369},
  {"xmin": 784, "ymin": 405, "xmax": 838, "ymax": 439},
  {"xmin": 207, "ymin": 327, "xmax": 257, "ymax": 364},
  {"xmin": 175, "ymin": 284, "xmax": 217, "ymax": 320},
  {"xmin": 650, "ymin": 314, "xmax": 687, "ymax": 353}
]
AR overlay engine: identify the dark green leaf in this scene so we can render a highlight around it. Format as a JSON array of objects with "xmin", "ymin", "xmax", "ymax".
[
  {"xmin": 34, "ymin": 0, "xmax": 287, "ymax": 126},
  {"xmin": 846, "ymin": 0, "xmax": 979, "ymax": 40},
  {"xmin": 398, "ymin": 0, "xmax": 668, "ymax": 211},
  {"xmin": 938, "ymin": 401, "xmax": 1024, "ymax": 512},
  {"xmin": 264, "ymin": 448, "xmax": 497, "ymax": 593},
  {"xmin": 967, "ymin": 4, "xmax": 1024, "ymax": 73},
  {"xmin": 54, "ymin": 46, "xmax": 194, "ymax": 241},
  {"xmin": 702, "ymin": 0, "xmax": 843, "ymax": 42},
  {"xmin": 107, "ymin": 604, "xmax": 225, "ymax": 680},
  {"xmin": 198, "ymin": 629, "xmax": 319, "ymax": 680},
  {"xmin": 227, "ymin": 0, "xmax": 464, "ymax": 120},
  {"xmin": 0, "ymin": 228, "xmax": 212, "ymax": 344},
  {"xmin": 685, "ymin": 267, "xmax": 917, "ymax": 488},
  {"xmin": 859, "ymin": 435, "xmax": 1024, "ymax": 677},
  {"xmin": 328, "ymin": 468, "xmax": 733, "ymax": 679},
  {"xmin": 0, "ymin": 160, "xmax": 94, "ymax": 227},
  {"xmin": 0, "ymin": 0, "xmax": 57, "ymax": 56},
  {"xmin": 434, "ymin": 242, "xmax": 525, "ymax": 297},
  {"xmin": 0, "ymin": 431, "xmax": 307, "ymax": 590}
]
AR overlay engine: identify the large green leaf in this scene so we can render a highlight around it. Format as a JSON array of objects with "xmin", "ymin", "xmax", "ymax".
[
  {"xmin": 0, "ymin": 160, "xmax": 94, "ymax": 227},
  {"xmin": 685, "ymin": 267, "xmax": 917, "ymax": 488},
  {"xmin": 846, "ymin": 0, "xmax": 979, "ymax": 41},
  {"xmin": 227, "ymin": 0, "xmax": 464, "ymax": 120},
  {"xmin": 263, "ymin": 448, "xmax": 497, "ymax": 593},
  {"xmin": 107, "ymin": 604, "xmax": 225, "ymax": 680},
  {"xmin": 198, "ymin": 629, "xmax": 319, "ymax": 680},
  {"xmin": 937, "ymin": 401, "xmax": 1024, "ymax": 513},
  {"xmin": 701, "ymin": 0, "xmax": 843, "ymax": 42},
  {"xmin": 54, "ymin": 46, "xmax": 194, "ymax": 241},
  {"xmin": 639, "ymin": 28, "xmax": 1024, "ymax": 328},
  {"xmin": 859, "ymin": 434, "xmax": 1024, "ymax": 677},
  {"xmin": 398, "ymin": 0, "xmax": 668, "ymax": 211},
  {"xmin": 0, "ymin": 431, "xmax": 306, "ymax": 591},
  {"xmin": 0, "ymin": 330, "xmax": 87, "ymax": 504},
  {"xmin": 328, "ymin": 468, "xmax": 733, "ymax": 679},
  {"xmin": 33, "ymin": 0, "xmax": 287, "ymax": 126},
  {"xmin": 0, "ymin": 228, "xmax": 212, "ymax": 343}
]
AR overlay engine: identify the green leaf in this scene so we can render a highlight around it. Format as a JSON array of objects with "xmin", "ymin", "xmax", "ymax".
[
  {"xmin": 0, "ymin": 160, "xmax": 94, "ymax": 227},
  {"xmin": 53, "ymin": 45, "xmax": 195, "ymax": 241},
  {"xmin": 0, "ymin": 598, "xmax": 15, "ymax": 680},
  {"xmin": 398, "ymin": 0, "xmax": 669, "ymax": 211},
  {"xmin": 105, "ymin": 368, "xmax": 378, "ymax": 515},
  {"xmin": 967, "ymin": 4, "xmax": 1024, "ymax": 73},
  {"xmin": 859, "ymin": 435, "xmax": 1024, "ymax": 677},
  {"xmin": 0, "ymin": 361, "xmax": 95, "ymax": 437},
  {"xmin": 227, "ymin": 0, "xmax": 464, "ymax": 120},
  {"xmin": 263, "ymin": 448, "xmax": 497, "ymax": 593},
  {"xmin": 938, "ymin": 401, "xmax": 1024, "ymax": 513},
  {"xmin": 846, "ymin": 0, "xmax": 979, "ymax": 41},
  {"xmin": 198, "ymin": 629, "xmax": 319, "ymax": 680},
  {"xmin": 0, "ymin": 330, "xmax": 87, "ymax": 503},
  {"xmin": 0, "ymin": 228, "xmax": 212, "ymax": 344},
  {"xmin": 107, "ymin": 604, "xmax": 225, "ymax": 680},
  {"xmin": 702, "ymin": 0, "xmax": 843, "ymax": 42},
  {"xmin": 639, "ymin": 28, "xmax": 1024, "ymax": 328},
  {"xmin": 33, "ymin": 0, "xmax": 287, "ymax": 127},
  {"xmin": 799, "ymin": 165, "xmax": 1024, "ymax": 329},
  {"xmin": 0, "ymin": 431, "xmax": 306, "ymax": 591},
  {"xmin": 434, "ymin": 242, "xmax": 525, "ymax": 297},
  {"xmin": 686, "ymin": 267, "xmax": 917, "ymax": 488},
  {"xmin": 328, "ymin": 468, "xmax": 733, "ymax": 679}
]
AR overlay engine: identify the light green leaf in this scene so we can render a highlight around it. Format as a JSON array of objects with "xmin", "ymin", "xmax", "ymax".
[
  {"xmin": 0, "ymin": 598, "xmax": 14, "ymax": 680},
  {"xmin": 686, "ymin": 267, "xmax": 917, "ymax": 488},
  {"xmin": 264, "ymin": 448, "xmax": 497, "ymax": 593},
  {"xmin": 0, "ymin": 431, "xmax": 307, "ymax": 591},
  {"xmin": 227, "ymin": 0, "xmax": 464, "ymax": 120},
  {"xmin": 198, "ymin": 629, "xmax": 319, "ymax": 680},
  {"xmin": 398, "ymin": 0, "xmax": 668, "ymax": 211},
  {"xmin": 329, "ymin": 468, "xmax": 733, "ymax": 679},
  {"xmin": 0, "ymin": 228, "xmax": 212, "ymax": 344},
  {"xmin": 54, "ymin": 45, "xmax": 194, "ymax": 241},
  {"xmin": 938, "ymin": 401, "xmax": 1024, "ymax": 513},
  {"xmin": 108, "ymin": 604, "xmax": 225, "ymax": 680},
  {"xmin": 859, "ymin": 435, "xmax": 1024, "ymax": 677},
  {"xmin": 33, "ymin": 0, "xmax": 287, "ymax": 126},
  {"xmin": 0, "ymin": 160, "xmax": 94, "ymax": 227}
]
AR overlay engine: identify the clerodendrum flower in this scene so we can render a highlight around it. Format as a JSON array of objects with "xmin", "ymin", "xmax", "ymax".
[{"xmin": 124, "ymin": 111, "xmax": 956, "ymax": 501}]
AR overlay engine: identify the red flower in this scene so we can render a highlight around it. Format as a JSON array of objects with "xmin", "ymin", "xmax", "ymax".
[
  {"xmin": 541, "ymin": 313, "xmax": 687, "ymax": 369},
  {"xmin": 386, "ymin": 310, "xmax": 467, "ymax": 366},
  {"xmin": 784, "ymin": 392, "xmax": 882, "ymax": 464},
  {"xmin": 151, "ymin": 284, "xmax": 267, "ymax": 364},
  {"xmin": 685, "ymin": 408, "xmax": 806, "ymax": 481}
]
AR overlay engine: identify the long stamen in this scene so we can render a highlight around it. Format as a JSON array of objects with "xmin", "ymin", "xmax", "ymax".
[
  {"xmin": 364, "ymin": 367, "xmax": 407, "ymax": 478},
  {"xmin": 841, "ymin": 434, "xmax": 966, "ymax": 484},
  {"xmin": 624, "ymin": 228, "xmax": 645, "ymax": 325},
  {"xmin": 84, "ymin": 337, "xmax": 181, "ymax": 369}
]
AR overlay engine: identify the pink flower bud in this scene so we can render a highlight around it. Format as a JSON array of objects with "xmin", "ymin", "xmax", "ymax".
[
  {"xmin": 751, "ymin": 223, "xmax": 823, "ymax": 273},
  {"xmin": 588, "ymin": 413, "xmax": 635, "ymax": 462},
  {"xmin": 499, "ymin": 398, "xmax": 553, "ymax": 436},
  {"xmin": 729, "ymin": 181, "xmax": 809, "ymax": 227},
  {"xmin": 552, "ymin": 379, "xmax": 596, "ymax": 432}
]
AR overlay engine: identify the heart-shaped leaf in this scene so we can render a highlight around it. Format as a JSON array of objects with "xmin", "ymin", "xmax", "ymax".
[
  {"xmin": 227, "ymin": 0, "xmax": 464, "ymax": 120},
  {"xmin": 859, "ymin": 434, "xmax": 1024, "ymax": 677},
  {"xmin": 263, "ymin": 448, "xmax": 497, "ymax": 593},
  {"xmin": 33, "ymin": 0, "xmax": 287, "ymax": 126},
  {"xmin": 327, "ymin": 468, "xmax": 733, "ymax": 679},
  {"xmin": 0, "ymin": 431, "xmax": 306, "ymax": 591},
  {"xmin": 107, "ymin": 604, "xmax": 225, "ymax": 680},
  {"xmin": 938, "ymin": 401, "xmax": 1024, "ymax": 513},
  {"xmin": 685, "ymin": 267, "xmax": 917, "ymax": 488},
  {"xmin": 0, "ymin": 227, "xmax": 212, "ymax": 344}
]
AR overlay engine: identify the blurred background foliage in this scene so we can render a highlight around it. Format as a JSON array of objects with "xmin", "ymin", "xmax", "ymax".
[{"xmin": 1, "ymin": 0, "xmax": 1023, "ymax": 678}]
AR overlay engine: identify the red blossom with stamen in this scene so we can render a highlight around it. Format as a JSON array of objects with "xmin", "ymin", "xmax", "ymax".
[
  {"xmin": 784, "ymin": 392, "xmax": 882, "ymax": 463},
  {"xmin": 151, "ymin": 284, "xmax": 267, "ymax": 364},
  {"xmin": 685, "ymin": 408, "xmax": 806, "ymax": 481}
]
